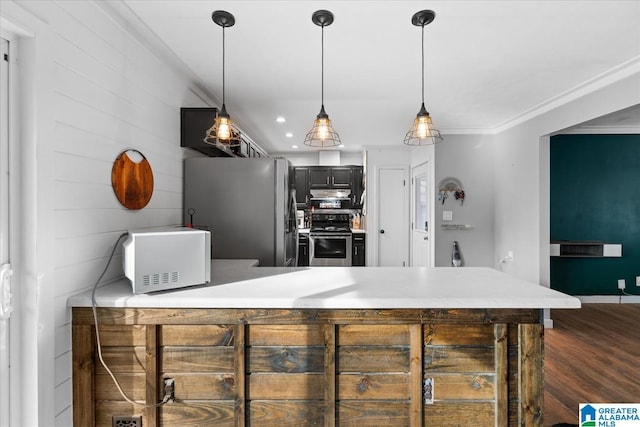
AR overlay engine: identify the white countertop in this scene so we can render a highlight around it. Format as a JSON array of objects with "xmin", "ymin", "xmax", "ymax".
[{"xmin": 68, "ymin": 260, "xmax": 580, "ymax": 310}]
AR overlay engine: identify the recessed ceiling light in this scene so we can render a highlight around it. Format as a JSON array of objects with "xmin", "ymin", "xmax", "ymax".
[
  {"xmin": 285, "ymin": 132, "xmax": 294, "ymax": 138},
  {"xmin": 338, "ymin": 144, "xmax": 345, "ymax": 148},
  {"xmin": 276, "ymin": 116, "xmax": 286, "ymax": 123},
  {"xmin": 291, "ymin": 145, "xmax": 299, "ymax": 149}
]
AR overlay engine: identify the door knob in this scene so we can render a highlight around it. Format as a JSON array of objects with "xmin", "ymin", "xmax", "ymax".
[
  {"xmin": 423, "ymin": 236, "xmax": 428, "ymax": 240},
  {"xmin": 380, "ymin": 229, "xmax": 385, "ymax": 234}
]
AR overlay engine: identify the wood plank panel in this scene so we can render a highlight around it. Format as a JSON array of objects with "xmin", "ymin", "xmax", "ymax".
[
  {"xmin": 247, "ymin": 347, "xmax": 324, "ymax": 373},
  {"xmin": 248, "ymin": 401, "xmax": 324, "ymax": 427},
  {"xmin": 337, "ymin": 374, "xmax": 410, "ymax": 400},
  {"xmin": 159, "ymin": 401, "xmax": 235, "ymax": 426},
  {"xmin": 98, "ymin": 324, "xmax": 145, "ymax": 346},
  {"xmin": 324, "ymin": 324, "xmax": 336, "ymax": 427},
  {"xmin": 424, "ymin": 401, "xmax": 495, "ymax": 426},
  {"xmin": 145, "ymin": 325, "xmax": 159, "ymax": 427},
  {"xmin": 248, "ymin": 325, "xmax": 324, "ymax": 345},
  {"xmin": 423, "ymin": 346, "xmax": 494, "ymax": 372},
  {"xmin": 337, "ymin": 325, "xmax": 410, "ymax": 345},
  {"xmin": 95, "ymin": 373, "xmax": 146, "ymax": 400},
  {"xmin": 519, "ymin": 323, "xmax": 543, "ymax": 426},
  {"xmin": 338, "ymin": 346, "xmax": 410, "ymax": 372},
  {"xmin": 72, "ymin": 324, "xmax": 95, "ymax": 427},
  {"xmin": 337, "ymin": 401, "xmax": 410, "ymax": 426},
  {"xmin": 494, "ymin": 323, "xmax": 509, "ymax": 427},
  {"xmin": 234, "ymin": 324, "xmax": 246, "ymax": 427},
  {"xmin": 158, "ymin": 373, "xmax": 235, "ymax": 400},
  {"xmin": 424, "ymin": 323, "xmax": 495, "ymax": 345},
  {"xmin": 161, "ymin": 324, "xmax": 234, "ymax": 346},
  {"xmin": 429, "ymin": 374, "xmax": 495, "ymax": 400},
  {"xmin": 247, "ymin": 373, "xmax": 324, "ymax": 400},
  {"xmin": 161, "ymin": 346, "xmax": 235, "ymax": 372},
  {"xmin": 96, "ymin": 347, "xmax": 146, "ymax": 373},
  {"xmin": 409, "ymin": 324, "xmax": 423, "ymax": 427},
  {"xmin": 74, "ymin": 307, "xmax": 541, "ymax": 326}
]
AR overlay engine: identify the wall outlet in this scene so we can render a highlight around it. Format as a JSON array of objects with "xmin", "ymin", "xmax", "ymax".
[
  {"xmin": 636, "ymin": 276, "xmax": 640, "ymax": 287},
  {"xmin": 617, "ymin": 279, "xmax": 626, "ymax": 290}
]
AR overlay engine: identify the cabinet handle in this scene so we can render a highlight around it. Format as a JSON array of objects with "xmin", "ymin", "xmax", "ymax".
[
  {"xmin": 332, "ymin": 177, "xmax": 335, "ymax": 185},
  {"xmin": 326, "ymin": 176, "xmax": 329, "ymax": 185},
  {"xmin": 380, "ymin": 229, "xmax": 385, "ymax": 234},
  {"xmin": 355, "ymin": 247, "xmax": 358, "ymax": 255}
]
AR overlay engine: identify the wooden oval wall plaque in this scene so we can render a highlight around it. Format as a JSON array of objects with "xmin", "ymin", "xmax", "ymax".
[{"xmin": 111, "ymin": 149, "xmax": 154, "ymax": 210}]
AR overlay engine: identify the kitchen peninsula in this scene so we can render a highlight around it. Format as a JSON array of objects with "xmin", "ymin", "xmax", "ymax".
[{"xmin": 69, "ymin": 263, "xmax": 579, "ymax": 427}]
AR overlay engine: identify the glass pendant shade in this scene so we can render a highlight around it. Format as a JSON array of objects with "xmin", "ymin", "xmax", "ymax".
[
  {"xmin": 204, "ymin": 104, "xmax": 241, "ymax": 146},
  {"xmin": 304, "ymin": 105, "xmax": 341, "ymax": 147},
  {"xmin": 404, "ymin": 103, "xmax": 443, "ymax": 145}
]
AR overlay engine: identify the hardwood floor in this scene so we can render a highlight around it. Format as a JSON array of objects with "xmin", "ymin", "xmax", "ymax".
[{"xmin": 544, "ymin": 303, "xmax": 640, "ymax": 426}]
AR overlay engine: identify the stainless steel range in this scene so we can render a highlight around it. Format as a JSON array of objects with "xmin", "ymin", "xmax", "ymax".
[{"xmin": 309, "ymin": 212, "xmax": 352, "ymax": 266}]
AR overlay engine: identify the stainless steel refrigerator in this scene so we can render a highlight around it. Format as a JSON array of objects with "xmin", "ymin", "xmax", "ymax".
[{"xmin": 184, "ymin": 157, "xmax": 298, "ymax": 267}]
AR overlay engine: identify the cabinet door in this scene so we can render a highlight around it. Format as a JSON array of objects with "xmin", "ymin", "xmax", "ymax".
[
  {"xmin": 352, "ymin": 234, "xmax": 366, "ymax": 266},
  {"xmin": 309, "ymin": 167, "xmax": 331, "ymax": 189},
  {"xmin": 294, "ymin": 167, "xmax": 310, "ymax": 208},
  {"xmin": 351, "ymin": 166, "xmax": 364, "ymax": 207},
  {"xmin": 298, "ymin": 234, "xmax": 309, "ymax": 266},
  {"xmin": 331, "ymin": 167, "xmax": 352, "ymax": 188}
]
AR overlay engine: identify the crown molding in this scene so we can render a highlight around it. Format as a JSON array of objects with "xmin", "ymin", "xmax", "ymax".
[{"xmin": 492, "ymin": 56, "xmax": 640, "ymax": 134}]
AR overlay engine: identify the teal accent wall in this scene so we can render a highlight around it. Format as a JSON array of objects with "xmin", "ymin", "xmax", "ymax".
[{"xmin": 550, "ymin": 134, "xmax": 640, "ymax": 295}]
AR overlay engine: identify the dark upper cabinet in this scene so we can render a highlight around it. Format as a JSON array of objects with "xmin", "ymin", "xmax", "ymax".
[
  {"xmin": 181, "ymin": 108, "xmax": 234, "ymax": 157},
  {"xmin": 308, "ymin": 167, "xmax": 352, "ymax": 189},
  {"xmin": 309, "ymin": 167, "xmax": 331, "ymax": 189},
  {"xmin": 181, "ymin": 107, "xmax": 269, "ymax": 158},
  {"xmin": 330, "ymin": 167, "xmax": 352, "ymax": 189},
  {"xmin": 294, "ymin": 167, "xmax": 310, "ymax": 209},
  {"xmin": 351, "ymin": 166, "xmax": 364, "ymax": 208}
]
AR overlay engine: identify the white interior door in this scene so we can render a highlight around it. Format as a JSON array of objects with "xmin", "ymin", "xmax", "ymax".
[
  {"xmin": 411, "ymin": 162, "xmax": 431, "ymax": 266},
  {"xmin": 377, "ymin": 167, "xmax": 408, "ymax": 266},
  {"xmin": 0, "ymin": 36, "xmax": 11, "ymax": 427}
]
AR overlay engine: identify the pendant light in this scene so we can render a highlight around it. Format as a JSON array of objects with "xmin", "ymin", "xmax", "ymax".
[
  {"xmin": 404, "ymin": 10, "xmax": 443, "ymax": 146},
  {"xmin": 304, "ymin": 10, "xmax": 341, "ymax": 148},
  {"xmin": 204, "ymin": 10, "xmax": 241, "ymax": 147}
]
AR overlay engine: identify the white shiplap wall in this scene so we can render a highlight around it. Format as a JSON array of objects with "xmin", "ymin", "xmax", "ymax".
[{"xmin": 6, "ymin": 1, "xmax": 210, "ymax": 425}]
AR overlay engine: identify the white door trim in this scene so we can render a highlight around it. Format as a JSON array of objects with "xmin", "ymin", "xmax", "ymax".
[{"xmin": 410, "ymin": 161, "xmax": 434, "ymax": 267}]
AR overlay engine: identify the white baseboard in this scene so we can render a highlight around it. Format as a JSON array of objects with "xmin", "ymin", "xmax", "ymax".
[{"xmin": 576, "ymin": 295, "xmax": 640, "ymax": 303}]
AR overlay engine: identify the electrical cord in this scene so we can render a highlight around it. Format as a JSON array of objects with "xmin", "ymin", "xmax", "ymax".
[{"xmin": 91, "ymin": 232, "xmax": 173, "ymax": 408}]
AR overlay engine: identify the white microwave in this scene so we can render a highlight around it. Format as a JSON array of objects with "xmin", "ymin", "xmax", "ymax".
[{"xmin": 123, "ymin": 226, "xmax": 211, "ymax": 294}]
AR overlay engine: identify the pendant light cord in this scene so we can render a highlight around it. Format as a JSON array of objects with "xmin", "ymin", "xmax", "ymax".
[
  {"xmin": 421, "ymin": 24, "xmax": 425, "ymax": 106},
  {"xmin": 321, "ymin": 24, "xmax": 324, "ymax": 107},
  {"xmin": 222, "ymin": 26, "xmax": 226, "ymax": 105}
]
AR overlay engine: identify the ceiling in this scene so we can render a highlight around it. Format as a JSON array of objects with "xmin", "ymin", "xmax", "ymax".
[{"xmin": 118, "ymin": 1, "xmax": 640, "ymax": 153}]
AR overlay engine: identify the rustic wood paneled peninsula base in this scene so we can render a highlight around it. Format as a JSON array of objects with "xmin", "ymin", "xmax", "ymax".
[
  {"xmin": 72, "ymin": 307, "xmax": 544, "ymax": 426},
  {"xmin": 69, "ymin": 264, "xmax": 579, "ymax": 426}
]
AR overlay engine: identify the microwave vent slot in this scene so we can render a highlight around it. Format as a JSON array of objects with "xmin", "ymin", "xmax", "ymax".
[{"xmin": 143, "ymin": 271, "xmax": 180, "ymax": 287}]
